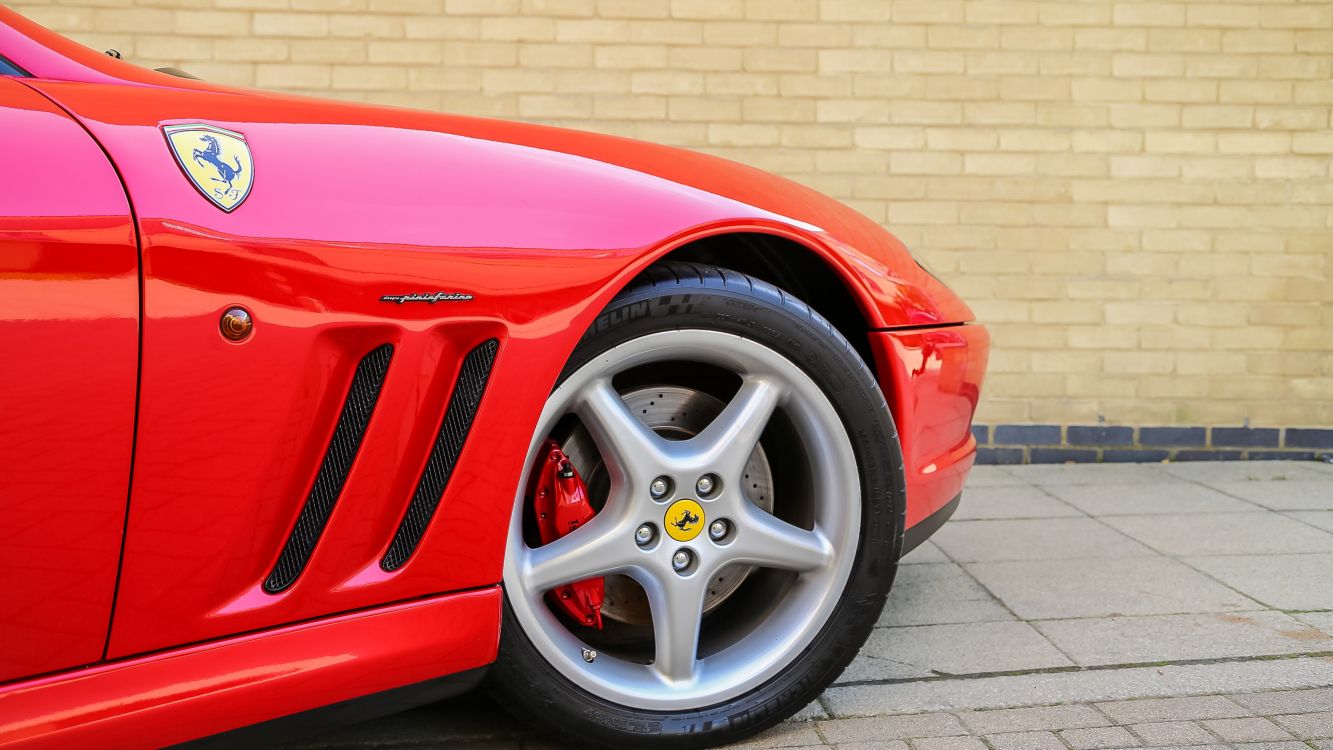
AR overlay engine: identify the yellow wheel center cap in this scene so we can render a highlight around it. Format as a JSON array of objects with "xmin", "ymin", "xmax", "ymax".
[{"xmin": 664, "ymin": 499, "xmax": 705, "ymax": 542}]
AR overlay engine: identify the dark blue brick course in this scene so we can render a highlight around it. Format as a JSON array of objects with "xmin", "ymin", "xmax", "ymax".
[
  {"xmin": 1285, "ymin": 428, "xmax": 1333, "ymax": 449},
  {"xmin": 1212, "ymin": 427, "xmax": 1279, "ymax": 447},
  {"xmin": 1067, "ymin": 425, "xmax": 1134, "ymax": 446},
  {"xmin": 1030, "ymin": 448, "xmax": 1098, "ymax": 464},
  {"xmin": 1175, "ymin": 449, "xmax": 1244, "ymax": 461},
  {"xmin": 967, "ymin": 424, "xmax": 1329, "ymax": 464},
  {"xmin": 976, "ymin": 447, "xmax": 1024, "ymax": 465},
  {"xmin": 1248, "ymin": 451, "xmax": 1319, "ymax": 461},
  {"xmin": 994, "ymin": 424, "xmax": 1061, "ymax": 445},
  {"xmin": 1102, "ymin": 449, "xmax": 1170, "ymax": 463},
  {"xmin": 1139, "ymin": 426, "xmax": 1206, "ymax": 447}
]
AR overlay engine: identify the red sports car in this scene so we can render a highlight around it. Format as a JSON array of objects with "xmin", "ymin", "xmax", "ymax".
[{"xmin": 0, "ymin": 9, "xmax": 987, "ymax": 749}]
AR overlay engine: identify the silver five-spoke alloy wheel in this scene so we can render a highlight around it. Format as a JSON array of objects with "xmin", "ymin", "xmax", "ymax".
[{"xmin": 504, "ymin": 328, "xmax": 861, "ymax": 710}]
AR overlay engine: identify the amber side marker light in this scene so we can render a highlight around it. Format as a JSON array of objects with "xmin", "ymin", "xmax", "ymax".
[{"xmin": 220, "ymin": 307, "xmax": 253, "ymax": 341}]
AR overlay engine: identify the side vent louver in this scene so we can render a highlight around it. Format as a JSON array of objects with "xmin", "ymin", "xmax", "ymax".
[
  {"xmin": 264, "ymin": 344, "xmax": 394, "ymax": 594},
  {"xmin": 380, "ymin": 339, "xmax": 498, "ymax": 572}
]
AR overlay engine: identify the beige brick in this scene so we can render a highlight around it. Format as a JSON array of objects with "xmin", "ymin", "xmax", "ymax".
[
  {"xmin": 253, "ymin": 12, "xmax": 330, "ymax": 37},
  {"xmin": 1075, "ymin": 28, "xmax": 1146, "ymax": 51},
  {"xmin": 890, "ymin": 152, "xmax": 963, "ymax": 176},
  {"xmin": 966, "ymin": 1, "xmax": 1039, "ymax": 25},
  {"xmin": 1112, "ymin": 3, "xmax": 1184, "ymax": 28},
  {"xmin": 256, "ymin": 62, "xmax": 331, "ymax": 87},
  {"xmin": 1145, "ymin": 79, "xmax": 1218, "ymax": 103},
  {"xmin": 1220, "ymin": 80, "xmax": 1293, "ymax": 105},
  {"xmin": 1147, "ymin": 29, "xmax": 1220, "ymax": 54},
  {"xmin": 1112, "ymin": 53, "xmax": 1183, "ymax": 78},
  {"xmin": 1262, "ymin": 6, "xmax": 1333, "ymax": 30},
  {"xmin": 1222, "ymin": 30, "xmax": 1296, "ymax": 54}
]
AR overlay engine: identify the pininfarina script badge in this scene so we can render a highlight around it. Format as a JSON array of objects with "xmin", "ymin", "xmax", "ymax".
[{"xmin": 380, "ymin": 292, "xmax": 474, "ymax": 304}]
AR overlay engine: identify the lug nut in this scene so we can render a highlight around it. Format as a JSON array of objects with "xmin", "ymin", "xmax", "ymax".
[
  {"xmin": 708, "ymin": 519, "xmax": 729, "ymax": 541},
  {"xmin": 650, "ymin": 477, "xmax": 671, "ymax": 500},
  {"xmin": 696, "ymin": 474, "xmax": 717, "ymax": 497},
  {"xmin": 672, "ymin": 549, "xmax": 693, "ymax": 572},
  {"xmin": 635, "ymin": 523, "xmax": 656, "ymax": 547}
]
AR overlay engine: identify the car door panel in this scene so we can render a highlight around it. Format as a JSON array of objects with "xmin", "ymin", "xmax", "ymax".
[{"xmin": 0, "ymin": 77, "xmax": 137, "ymax": 682}]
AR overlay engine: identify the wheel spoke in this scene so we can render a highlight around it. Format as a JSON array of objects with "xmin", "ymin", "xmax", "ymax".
[
  {"xmin": 642, "ymin": 572, "xmax": 710, "ymax": 685},
  {"xmin": 523, "ymin": 510, "xmax": 634, "ymax": 592},
  {"xmin": 685, "ymin": 377, "xmax": 783, "ymax": 478},
  {"xmin": 730, "ymin": 501, "xmax": 834, "ymax": 574},
  {"xmin": 575, "ymin": 378, "xmax": 667, "ymax": 482}
]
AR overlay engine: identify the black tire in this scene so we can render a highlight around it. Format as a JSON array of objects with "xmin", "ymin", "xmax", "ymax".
[{"xmin": 487, "ymin": 261, "xmax": 906, "ymax": 749}]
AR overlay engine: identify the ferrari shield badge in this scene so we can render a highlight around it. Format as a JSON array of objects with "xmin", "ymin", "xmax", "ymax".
[{"xmin": 163, "ymin": 124, "xmax": 254, "ymax": 212}]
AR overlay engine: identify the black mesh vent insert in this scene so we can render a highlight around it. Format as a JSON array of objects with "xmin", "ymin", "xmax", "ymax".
[
  {"xmin": 380, "ymin": 338, "xmax": 498, "ymax": 572},
  {"xmin": 264, "ymin": 344, "xmax": 394, "ymax": 593}
]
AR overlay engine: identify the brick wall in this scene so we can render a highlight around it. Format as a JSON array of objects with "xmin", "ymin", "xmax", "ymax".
[{"xmin": 12, "ymin": 1, "xmax": 1332, "ymax": 430}]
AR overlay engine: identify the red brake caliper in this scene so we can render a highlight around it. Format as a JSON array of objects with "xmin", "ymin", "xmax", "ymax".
[{"xmin": 533, "ymin": 439, "xmax": 604, "ymax": 629}]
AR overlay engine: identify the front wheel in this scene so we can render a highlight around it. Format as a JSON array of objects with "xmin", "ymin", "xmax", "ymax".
[{"xmin": 489, "ymin": 262, "xmax": 905, "ymax": 749}]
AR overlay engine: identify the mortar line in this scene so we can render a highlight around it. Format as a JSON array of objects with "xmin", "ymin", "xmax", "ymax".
[{"xmin": 829, "ymin": 649, "xmax": 1333, "ymax": 689}]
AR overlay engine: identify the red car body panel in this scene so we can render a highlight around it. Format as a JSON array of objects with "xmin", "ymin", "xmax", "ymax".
[
  {"xmin": 873, "ymin": 326, "xmax": 989, "ymax": 529},
  {"xmin": 0, "ymin": 77, "xmax": 138, "ymax": 683},
  {"xmin": 0, "ymin": 588, "xmax": 499, "ymax": 750},
  {"xmin": 0, "ymin": 7, "xmax": 987, "ymax": 746}
]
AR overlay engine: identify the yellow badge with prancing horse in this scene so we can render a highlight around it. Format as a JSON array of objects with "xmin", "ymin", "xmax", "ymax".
[
  {"xmin": 163, "ymin": 124, "xmax": 254, "ymax": 213},
  {"xmin": 665, "ymin": 499, "xmax": 705, "ymax": 542}
]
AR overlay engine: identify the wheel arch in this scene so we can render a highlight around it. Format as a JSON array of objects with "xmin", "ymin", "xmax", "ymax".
[{"xmin": 655, "ymin": 231, "xmax": 880, "ymax": 378}]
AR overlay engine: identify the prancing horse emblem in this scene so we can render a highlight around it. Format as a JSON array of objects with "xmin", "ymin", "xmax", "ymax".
[
  {"xmin": 664, "ymin": 498, "xmax": 706, "ymax": 542},
  {"xmin": 163, "ymin": 124, "xmax": 255, "ymax": 212},
  {"xmin": 671, "ymin": 510, "xmax": 701, "ymax": 533}
]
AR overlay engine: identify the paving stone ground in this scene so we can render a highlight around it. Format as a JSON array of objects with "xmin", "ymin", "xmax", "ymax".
[{"xmin": 287, "ymin": 461, "xmax": 1333, "ymax": 749}]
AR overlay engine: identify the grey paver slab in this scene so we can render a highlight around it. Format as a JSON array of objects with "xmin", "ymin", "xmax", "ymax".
[
  {"xmin": 908, "ymin": 737, "xmax": 986, "ymax": 750},
  {"xmin": 1229, "ymin": 687, "xmax": 1333, "ymax": 715},
  {"xmin": 956, "ymin": 704, "xmax": 1110, "ymax": 734},
  {"xmin": 876, "ymin": 562, "xmax": 1013, "ymax": 627},
  {"xmin": 1184, "ymin": 554, "xmax": 1333, "ymax": 610},
  {"xmin": 789, "ymin": 701, "xmax": 829, "ymax": 722},
  {"xmin": 878, "ymin": 579, "xmax": 1011, "ymax": 626},
  {"xmin": 1096, "ymin": 695, "xmax": 1253, "ymax": 723},
  {"xmin": 1128, "ymin": 721, "xmax": 1217, "ymax": 745},
  {"xmin": 823, "ymin": 657, "xmax": 1333, "ymax": 717},
  {"xmin": 816, "ymin": 714, "xmax": 966, "ymax": 742},
  {"xmin": 1034, "ymin": 611, "xmax": 1331, "ymax": 666},
  {"xmin": 1101, "ymin": 513, "xmax": 1333, "ymax": 556},
  {"xmin": 900, "ymin": 540, "xmax": 950, "ymax": 565},
  {"xmin": 1211, "ymin": 480, "xmax": 1333, "ymax": 511},
  {"xmin": 838, "ymin": 742, "xmax": 907, "ymax": 750},
  {"xmin": 1286, "ymin": 510, "xmax": 1333, "ymax": 533},
  {"xmin": 1202, "ymin": 716, "xmax": 1295, "ymax": 742},
  {"xmin": 983, "ymin": 731, "xmax": 1067, "ymax": 750},
  {"xmin": 1229, "ymin": 743, "xmax": 1314, "ymax": 750},
  {"xmin": 1046, "ymin": 482, "xmax": 1261, "ymax": 516},
  {"xmin": 965, "ymin": 557, "xmax": 1259, "ymax": 620},
  {"xmin": 1294, "ymin": 612, "xmax": 1333, "ymax": 636},
  {"xmin": 952, "ymin": 486, "xmax": 1081, "ymax": 520},
  {"xmin": 728, "ymin": 721, "xmax": 825, "ymax": 749},
  {"xmin": 932, "ymin": 518, "xmax": 1156, "ymax": 562},
  {"xmin": 1005, "ymin": 463, "xmax": 1177, "ymax": 486},
  {"xmin": 1059, "ymin": 725, "xmax": 1141, "ymax": 748},
  {"xmin": 1271, "ymin": 711, "xmax": 1333, "ymax": 739},
  {"xmin": 845, "ymin": 621, "xmax": 1072, "ymax": 681},
  {"xmin": 966, "ymin": 466, "xmax": 1032, "ymax": 487},
  {"xmin": 1164, "ymin": 461, "xmax": 1330, "ymax": 483}
]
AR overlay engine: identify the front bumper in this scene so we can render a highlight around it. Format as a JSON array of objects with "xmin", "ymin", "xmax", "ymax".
[{"xmin": 870, "ymin": 324, "xmax": 989, "ymax": 533}]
